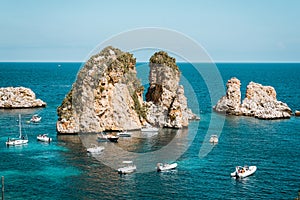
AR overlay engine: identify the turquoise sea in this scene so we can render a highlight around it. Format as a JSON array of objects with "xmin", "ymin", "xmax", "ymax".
[{"xmin": 0, "ymin": 62, "xmax": 300, "ymax": 199}]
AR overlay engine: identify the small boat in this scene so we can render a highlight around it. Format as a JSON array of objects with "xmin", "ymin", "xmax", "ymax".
[
  {"xmin": 231, "ymin": 166, "xmax": 257, "ymax": 179},
  {"xmin": 141, "ymin": 126, "xmax": 159, "ymax": 132},
  {"xmin": 118, "ymin": 161, "xmax": 136, "ymax": 174},
  {"xmin": 97, "ymin": 133, "xmax": 119, "ymax": 142},
  {"xmin": 6, "ymin": 114, "xmax": 28, "ymax": 146},
  {"xmin": 209, "ymin": 135, "xmax": 218, "ymax": 143},
  {"xmin": 37, "ymin": 134, "xmax": 52, "ymax": 143},
  {"xmin": 87, "ymin": 144, "xmax": 104, "ymax": 153},
  {"xmin": 30, "ymin": 114, "xmax": 41, "ymax": 123},
  {"xmin": 295, "ymin": 110, "xmax": 300, "ymax": 116},
  {"xmin": 107, "ymin": 134, "xmax": 119, "ymax": 142},
  {"xmin": 156, "ymin": 162, "xmax": 178, "ymax": 172},
  {"xmin": 117, "ymin": 131, "xmax": 132, "ymax": 137}
]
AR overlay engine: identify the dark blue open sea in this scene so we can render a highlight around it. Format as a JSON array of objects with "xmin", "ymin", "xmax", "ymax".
[{"xmin": 0, "ymin": 62, "xmax": 300, "ymax": 199}]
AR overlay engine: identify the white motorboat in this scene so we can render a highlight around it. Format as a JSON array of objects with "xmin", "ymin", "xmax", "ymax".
[
  {"xmin": 6, "ymin": 114, "xmax": 28, "ymax": 146},
  {"xmin": 87, "ymin": 144, "xmax": 104, "ymax": 153},
  {"xmin": 97, "ymin": 132, "xmax": 119, "ymax": 142},
  {"xmin": 30, "ymin": 114, "xmax": 41, "ymax": 123},
  {"xmin": 141, "ymin": 126, "xmax": 159, "ymax": 132},
  {"xmin": 156, "ymin": 162, "xmax": 178, "ymax": 172},
  {"xmin": 118, "ymin": 161, "xmax": 137, "ymax": 174},
  {"xmin": 231, "ymin": 166, "xmax": 257, "ymax": 179},
  {"xmin": 117, "ymin": 131, "xmax": 132, "ymax": 137},
  {"xmin": 37, "ymin": 134, "xmax": 52, "ymax": 142},
  {"xmin": 209, "ymin": 135, "xmax": 218, "ymax": 143}
]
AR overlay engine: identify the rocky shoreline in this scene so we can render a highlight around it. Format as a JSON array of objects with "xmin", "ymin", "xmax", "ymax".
[
  {"xmin": 0, "ymin": 87, "xmax": 46, "ymax": 108},
  {"xmin": 213, "ymin": 77, "xmax": 292, "ymax": 119}
]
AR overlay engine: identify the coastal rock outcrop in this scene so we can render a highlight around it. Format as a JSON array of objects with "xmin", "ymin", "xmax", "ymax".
[
  {"xmin": 0, "ymin": 87, "xmax": 46, "ymax": 108},
  {"xmin": 214, "ymin": 77, "xmax": 292, "ymax": 119},
  {"xmin": 240, "ymin": 82, "xmax": 292, "ymax": 119},
  {"xmin": 145, "ymin": 51, "xmax": 198, "ymax": 128},
  {"xmin": 57, "ymin": 47, "xmax": 198, "ymax": 134},
  {"xmin": 57, "ymin": 46, "xmax": 143, "ymax": 133},
  {"xmin": 213, "ymin": 77, "xmax": 242, "ymax": 115}
]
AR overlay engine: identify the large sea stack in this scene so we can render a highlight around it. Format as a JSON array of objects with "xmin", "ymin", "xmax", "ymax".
[
  {"xmin": 0, "ymin": 87, "xmax": 46, "ymax": 108},
  {"xmin": 56, "ymin": 47, "xmax": 197, "ymax": 134},
  {"xmin": 145, "ymin": 51, "xmax": 198, "ymax": 128},
  {"xmin": 214, "ymin": 77, "xmax": 292, "ymax": 119}
]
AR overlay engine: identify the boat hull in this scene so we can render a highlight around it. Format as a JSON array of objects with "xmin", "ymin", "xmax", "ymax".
[
  {"xmin": 157, "ymin": 163, "xmax": 178, "ymax": 172},
  {"xmin": 231, "ymin": 166, "xmax": 257, "ymax": 179},
  {"xmin": 6, "ymin": 139, "xmax": 28, "ymax": 146},
  {"xmin": 37, "ymin": 135, "xmax": 52, "ymax": 142}
]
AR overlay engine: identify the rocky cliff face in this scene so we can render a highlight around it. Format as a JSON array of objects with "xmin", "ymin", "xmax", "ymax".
[
  {"xmin": 145, "ymin": 51, "xmax": 198, "ymax": 128},
  {"xmin": 213, "ymin": 77, "xmax": 242, "ymax": 115},
  {"xmin": 214, "ymin": 77, "xmax": 292, "ymax": 119},
  {"xmin": 57, "ymin": 47, "xmax": 197, "ymax": 134},
  {"xmin": 240, "ymin": 82, "xmax": 292, "ymax": 119},
  {"xmin": 57, "ymin": 46, "xmax": 143, "ymax": 133},
  {"xmin": 0, "ymin": 87, "xmax": 46, "ymax": 108}
]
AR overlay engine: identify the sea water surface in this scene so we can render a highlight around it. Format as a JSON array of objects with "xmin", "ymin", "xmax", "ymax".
[{"xmin": 0, "ymin": 62, "xmax": 299, "ymax": 199}]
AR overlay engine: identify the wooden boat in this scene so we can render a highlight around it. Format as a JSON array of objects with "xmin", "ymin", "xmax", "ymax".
[
  {"xmin": 156, "ymin": 162, "xmax": 178, "ymax": 172},
  {"xmin": 37, "ymin": 134, "xmax": 52, "ymax": 142},
  {"xmin": 118, "ymin": 161, "xmax": 136, "ymax": 174},
  {"xmin": 6, "ymin": 114, "xmax": 28, "ymax": 146},
  {"xmin": 231, "ymin": 166, "xmax": 257, "ymax": 179}
]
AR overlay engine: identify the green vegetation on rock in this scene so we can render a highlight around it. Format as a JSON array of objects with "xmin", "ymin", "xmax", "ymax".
[{"xmin": 149, "ymin": 51, "xmax": 179, "ymax": 71}]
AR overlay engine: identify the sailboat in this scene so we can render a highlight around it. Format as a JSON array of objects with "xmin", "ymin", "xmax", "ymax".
[{"xmin": 6, "ymin": 114, "xmax": 28, "ymax": 146}]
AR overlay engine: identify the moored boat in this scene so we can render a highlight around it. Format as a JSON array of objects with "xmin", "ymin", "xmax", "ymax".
[
  {"xmin": 117, "ymin": 131, "xmax": 132, "ymax": 137},
  {"xmin": 141, "ymin": 126, "xmax": 159, "ymax": 132},
  {"xmin": 156, "ymin": 162, "xmax": 178, "ymax": 172},
  {"xmin": 107, "ymin": 134, "xmax": 119, "ymax": 142},
  {"xmin": 231, "ymin": 166, "xmax": 257, "ymax": 179},
  {"xmin": 87, "ymin": 144, "xmax": 104, "ymax": 153},
  {"xmin": 118, "ymin": 161, "xmax": 136, "ymax": 174},
  {"xmin": 6, "ymin": 114, "xmax": 28, "ymax": 146},
  {"xmin": 37, "ymin": 134, "xmax": 52, "ymax": 142}
]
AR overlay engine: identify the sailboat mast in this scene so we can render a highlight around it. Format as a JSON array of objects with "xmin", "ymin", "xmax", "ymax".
[{"xmin": 19, "ymin": 114, "xmax": 21, "ymax": 138}]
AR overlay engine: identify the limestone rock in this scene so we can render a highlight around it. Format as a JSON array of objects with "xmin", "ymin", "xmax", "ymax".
[
  {"xmin": 213, "ymin": 77, "xmax": 242, "ymax": 115},
  {"xmin": 57, "ymin": 46, "xmax": 143, "ymax": 133},
  {"xmin": 145, "ymin": 51, "xmax": 198, "ymax": 128},
  {"xmin": 214, "ymin": 77, "xmax": 292, "ymax": 119},
  {"xmin": 57, "ymin": 47, "xmax": 198, "ymax": 134},
  {"xmin": 240, "ymin": 82, "xmax": 292, "ymax": 119},
  {"xmin": 0, "ymin": 87, "xmax": 46, "ymax": 108}
]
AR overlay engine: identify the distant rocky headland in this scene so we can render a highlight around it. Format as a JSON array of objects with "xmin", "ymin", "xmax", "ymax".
[
  {"xmin": 214, "ymin": 77, "xmax": 292, "ymax": 119},
  {"xmin": 0, "ymin": 87, "xmax": 46, "ymax": 108},
  {"xmin": 56, "ymin": 46, "xmax": 198, "ymax": 134}
]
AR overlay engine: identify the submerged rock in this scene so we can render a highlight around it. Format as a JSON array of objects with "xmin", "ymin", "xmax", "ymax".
[
  {"xmin": 56, "ymin": 47, "xmax": 198, "ymax": 134},
  {"xmin": 0, "ymin": 87, "xmax": 46, "ymax": 108},
  {"xmin": 214, "ymin": 77, "xmax": 292, "ymax": 119}
]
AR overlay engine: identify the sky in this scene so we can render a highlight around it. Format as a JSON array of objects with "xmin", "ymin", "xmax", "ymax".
[{"xmin": 0, "ymin": 0, "xmax": 299, "ymax": 62}]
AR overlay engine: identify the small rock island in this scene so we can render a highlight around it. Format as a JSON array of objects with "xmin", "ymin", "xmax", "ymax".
[
  {"xmin": 0, "ymin": 87, "xmax": 46, "ymax": 108},
  {"xmin": 56, "ymin": 46, "xmax": 198, "ymax": 134},
  {"xmin": 214, "ymin": 77, "xmax": 292, "ymax": 119}
]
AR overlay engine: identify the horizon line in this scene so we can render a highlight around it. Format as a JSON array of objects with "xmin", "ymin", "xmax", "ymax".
[{"xmin": 0, "ymin": 60, "xmax": 300, "ymax": 63}]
